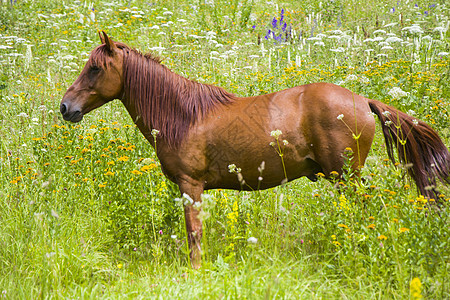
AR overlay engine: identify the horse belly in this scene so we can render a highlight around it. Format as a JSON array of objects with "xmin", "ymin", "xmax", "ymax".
[{"xmin": 202, "ymin": 128, "xmax": 314, "ymax": 190}]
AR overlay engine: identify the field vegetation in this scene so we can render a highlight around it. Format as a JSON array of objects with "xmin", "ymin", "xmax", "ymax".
[{"xmin": 0, "ymin": 0, "xmax": 449, "ymax": 298}]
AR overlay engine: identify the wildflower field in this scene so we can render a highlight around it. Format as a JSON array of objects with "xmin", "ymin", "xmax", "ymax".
[{"xmin": 1, "ymin": 0, "xmax": 449, "ymax": 298}]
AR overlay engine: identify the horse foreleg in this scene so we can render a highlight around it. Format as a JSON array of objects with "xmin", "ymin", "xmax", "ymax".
[{"xmin": 179, "ymin": 179, "xmax": 204, "ymax": 269}]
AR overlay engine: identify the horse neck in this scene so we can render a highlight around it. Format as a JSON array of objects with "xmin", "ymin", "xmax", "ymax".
[{"xmin": 121, "ymin": 49, "xmax": 234, "ymax": 148}]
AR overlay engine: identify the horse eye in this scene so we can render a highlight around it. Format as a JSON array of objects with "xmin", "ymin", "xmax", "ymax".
[{"xmin": 90, "ymin": 65, "xmax": 101, "ymax": 72}]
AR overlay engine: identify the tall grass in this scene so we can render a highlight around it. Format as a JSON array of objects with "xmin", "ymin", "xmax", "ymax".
[{"xmin": 0, "ymin": 0, "xmax": 449, "ymax": 298}]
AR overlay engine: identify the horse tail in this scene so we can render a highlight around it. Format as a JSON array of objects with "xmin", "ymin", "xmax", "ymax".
[{"xmin": 368, "ymin": 99, "xmax": 450, "ymax": 200}]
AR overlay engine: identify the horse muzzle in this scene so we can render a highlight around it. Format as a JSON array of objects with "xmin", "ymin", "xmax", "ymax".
[{"xmin": 60, "ymin": 102, "xmax": 84, "ymax": 122}]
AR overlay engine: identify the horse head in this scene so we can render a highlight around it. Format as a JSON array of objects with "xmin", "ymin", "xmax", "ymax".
[{"xmin": 60, "ymin": 31, "xmax": 124, "ymax": 122}]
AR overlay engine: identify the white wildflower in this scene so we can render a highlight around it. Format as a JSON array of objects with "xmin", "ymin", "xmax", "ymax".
[
  {"xmin": 283, "ymin": 140, "xmax": 289, "ymax": 146},
  {"xmin": 388, "ymin": 87, "xmax": 409, "ymax": 99},
  {"xmin": 77, "ymin": 13, "xmax": 84, "ymax": 24},
  {"xmin": 433, "ymin": 26, "xmax": 446, "ymax": 33},
  {"xmin": 433, "ymin": 26, "xmax": 446, "ymax": 39},
  {"xmin": 17, "ymin": 112, "xmax": 29, "ymax": 118},
  {"xmin": 193, "ymin": 201, "xmax": 202, "ymax": 208},
  {"xmin": 141, "ymin": 158, "xmax": 153, "ymax": 165},
  {"xmin": 402, "ymin": 25, "xmax": 423, "ymax": 34},
  {"xmin": 382, "ymin": 111, "xmax": 391, "ymax": 117},
  {"xmin": 330, "ymin": 47, "xmax": 345, "ymax": 53},
  {"xmin": 151, "ymin": 129, "xmax": 160, "ymax": 138},
  {"xmin": 51, "ymin": 209, "xmax": 59, "ymax": 219},
  {"xmin": 437, "ymin": 52, "xmax": 448, "ymax": 56},
  {"xmin": 24, "ymin": 44, "xmax": 33, "ymax": 70},
  {"xmin": 228, "ymin": 164, "xmax": 241, "ymax": 174},
  {"xmin": 307, "ymin": 36, "xmax": 322, "ymax": 41},
  {"xmin": 337, "ymin": 114, "xmax": 344, "ymax": 120},
  {"xmin": 385, "ymin": 37, "xmax": 403, "ymax": 43},
  {"xmin": 360, "ymin": 76, "xmax": 370, "ymax": 84},
  {"xmin": 270, "ymin": 129, "xmax": 282, "ymax": 139},
  {"xmin": 258, "ymin": 161, "xmax": 265, "ymax": 173},
  {"xmin": 373, "ymin": 29, "xmax": 386, "ymax": 35},
  {"xmin": 327, "ymin": 35, "xmax": 341, "ymax": 40},
  {"xmin": 247, "ymin": 237, "xmax": 258, "ymax": 244},
  {"xmin": 182, "ymin": 193, "xmax": 194, "ymax": 205},
  {"xmin": 89, "ymin": 10, "xmax": 95, "ymax": 23},
  {"xmin": 412, "ymin": 119, "xmax": 419, "ymax": 126},
  {"xmin": 385, "ymin": 120, "xmax": 393, "ymax": 126},
  {"xmin": 383, "ymin": 22, "xmax": 397, "ymax": 28},
  {"xmin": 345, "ymin": 74, "xmax": 358, "ymax": 82}
]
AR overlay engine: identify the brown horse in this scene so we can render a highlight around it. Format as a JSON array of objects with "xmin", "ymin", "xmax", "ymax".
[{"xmin": 60, "ymin": 31, "xmax": 450, "ymax": 268}]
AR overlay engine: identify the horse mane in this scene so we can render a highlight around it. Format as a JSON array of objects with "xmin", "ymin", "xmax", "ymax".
[{"xmin": 94, "ymin": 43, "xmax": 236, "ymax": 148}]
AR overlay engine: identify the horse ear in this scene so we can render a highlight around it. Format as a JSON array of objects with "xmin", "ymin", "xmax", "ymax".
[
  {"xmin": 101, "ymin": 31, "xmax": 116, "ymax": 53},
  {"xmin": 98, "ymin": 30, "xmax": 106, "ymax": 44}
]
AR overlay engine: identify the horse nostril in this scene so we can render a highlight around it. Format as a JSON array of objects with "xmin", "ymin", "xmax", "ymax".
[{"xmin": 60, "ymin": 103, "xmax": 67, "ymax": 115}]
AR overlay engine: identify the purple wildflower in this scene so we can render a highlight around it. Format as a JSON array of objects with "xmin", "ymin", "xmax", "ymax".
[
  {"xmin": 272, "ymin": 17, "xmax": 277, "ymax": 28},
  {"xmin": 273, "ymin": 33, "xmax": 283, "ymax": 43}
]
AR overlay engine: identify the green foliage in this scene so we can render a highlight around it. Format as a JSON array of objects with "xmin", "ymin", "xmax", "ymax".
[{"xmin": 0, "ymin": 0, "xmax": 449, "ymax": 298}]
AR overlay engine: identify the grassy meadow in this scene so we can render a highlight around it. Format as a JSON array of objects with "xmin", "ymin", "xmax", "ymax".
[{"xmin": 1, "ymin": 0, "xmax": 449, "ymax": 298}]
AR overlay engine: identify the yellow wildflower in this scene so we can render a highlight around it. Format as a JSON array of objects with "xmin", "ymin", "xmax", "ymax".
[
  {"xmin": 330, "ymin": 171, "xmax": 339, "ymax": 176},
  {"xmin": 410, "ymin": 277, "xmax": 422, "ymax": 300}
]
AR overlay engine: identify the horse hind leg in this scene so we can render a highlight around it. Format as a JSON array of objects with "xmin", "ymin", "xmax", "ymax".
[{"xmin": 318, "ymin": 145, "xmax": 371, "ymax": 182}]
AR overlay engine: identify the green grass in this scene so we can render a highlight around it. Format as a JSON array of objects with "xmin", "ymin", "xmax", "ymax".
[{"xmin": 0, "ymin": 0, "xmax": 449, "ymax": 298}]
